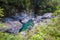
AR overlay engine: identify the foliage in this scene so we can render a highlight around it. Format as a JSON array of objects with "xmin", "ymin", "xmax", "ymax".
[
  {"xmin": 0, "ymin": 7, "xmax": 4, "ymax": 17},
  {"xmin": 53, "ymin": 10, "xmax": 60, "ymax": 16},
  {"xmin": 30, "ymin": 17, "xmax": 60, "ymax": 40},
  {"xmin": 0, "ymin": 0, "xmax": 60, "ymax": 17},
  {"xmin": 0, "ymin": 32, "xmax": 22, "ymax": 40},
  {"xmin": 0, "ymin": 22, "xmax": 8, "ymax": 29},
  {"xmin": 53, "ymin": 5, "xmax": 60, "ymax": 16},
  {"xmin": 0, "ymin": 23, "xmax": 5, "ymax": 28},
  {"xmin": 30, "ymin": 0, "xmax": 59, "ymax": 16}
]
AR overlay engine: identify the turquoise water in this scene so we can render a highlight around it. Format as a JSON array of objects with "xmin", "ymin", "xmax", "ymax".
[{"xmin": 19, "ymin": 19, "xmax": 34, "ymax": 32}]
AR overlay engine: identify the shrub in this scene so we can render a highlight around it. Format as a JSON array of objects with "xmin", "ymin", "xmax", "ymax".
[
  {"xmin": 0, "ymin": 7, "xmax": 4, "ymax": 17},
  {"xmin": 0, "ymin": 32, "xmax": 22, "ymax": 40}
]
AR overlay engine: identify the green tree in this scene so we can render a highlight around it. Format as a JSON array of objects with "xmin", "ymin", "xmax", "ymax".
[{"xmin": 0, "ymin": 7, "xmax": 4, "ymax": 17}]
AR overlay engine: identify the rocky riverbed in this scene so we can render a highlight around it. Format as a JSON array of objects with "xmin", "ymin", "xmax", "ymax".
[{"xmin": 0, "ymin": 12, "xmax": 59, "ymax": 34}]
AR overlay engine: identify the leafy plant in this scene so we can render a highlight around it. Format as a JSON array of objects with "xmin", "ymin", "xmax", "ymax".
[
  {"xmin": 0, "ymin": 7, "xmax": 4, "ymax": 17},
  {"xmin": 0, "ymin": 32, "xmax": 22, "ymax": 40}
]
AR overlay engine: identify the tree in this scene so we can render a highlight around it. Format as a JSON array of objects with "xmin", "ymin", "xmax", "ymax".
[
  {"xmin": 0, "ymin": 7, "xmax": 4, "ymax": 17},
  {"xmin": 0, "ymin": 0, "xmax": 60, "ymax": 17}
]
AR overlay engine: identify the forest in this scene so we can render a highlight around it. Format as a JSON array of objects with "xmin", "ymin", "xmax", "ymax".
[{"xmin": 0, "ymin": 0, "xmax": 60, "ymax": 40}]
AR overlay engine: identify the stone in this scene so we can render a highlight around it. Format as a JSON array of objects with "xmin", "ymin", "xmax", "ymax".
[
  {"xmin": 0, "ymin": 21, "xmax": 22, "ymax": 34},
  {"xmin": 42, "ymin": 13, "xmax": 52, "ymax": 19}
]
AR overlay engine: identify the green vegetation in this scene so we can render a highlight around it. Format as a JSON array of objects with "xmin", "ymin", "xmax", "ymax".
[
  {"xmin": 53, "ymin": 5, "xmax": 60, "ymax": 16},
  {"xmin": 30, "ymin": 17, "xmax": 60, "ymax": 40},
  {"xmin": 0, "ymin": 32, "xmax": 23, "ymax": 40},
  {"xmin": 0, "ymin": 7, "xmax": 4, "ymax": 17},
  {"xmin": 0, "ymin": 0, "xmax": 60, "ymax": 17},
  {"xmin": 0, "ymin": 23, "xmax": 5, "ymax": 27}
]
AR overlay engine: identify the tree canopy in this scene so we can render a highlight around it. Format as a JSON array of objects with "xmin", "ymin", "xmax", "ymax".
[{"xmin": 0, "ymin": 0, "xmax": 60, "ymax": 17}]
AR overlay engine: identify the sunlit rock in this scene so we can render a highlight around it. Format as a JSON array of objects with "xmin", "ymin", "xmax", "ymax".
[
  {"xmin": 1, "ymin": 21, "xmax": 22, "ymax": 34},
  {"xmin": 36, "ymin": 16, "xmax": 43, "ymax": 23},
  {"xmin": 42, "ymin": 13, "xmax": 52, "ymax": 19}
]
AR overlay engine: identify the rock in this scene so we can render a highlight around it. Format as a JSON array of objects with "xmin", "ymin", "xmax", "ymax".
[
  {"xmin": 4, "ymin": 18, "xmax": 14, "ymax": 22},
  {"xmin": 42, "ymin": 13, "xmax": 52, "ymax": 19},
  {"xmin": 0, "ymin": 21, "xmax": 22, "ymax": 34},
  {"xmin": 21, "ymin": 17, "xmax": 29, "ymax": 23},
  {"xmin": 36, "ymin": 16, "xmax": 43, "ymax": 23}
]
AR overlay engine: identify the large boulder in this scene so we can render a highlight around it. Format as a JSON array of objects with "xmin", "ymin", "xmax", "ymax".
[
  {"xmin": 42, "ymin": 13, "xmax": 52, "ymax": 19},
  {"xmin": 0, "ymin": 21, "xmax": 22, "ymax": 34}
]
